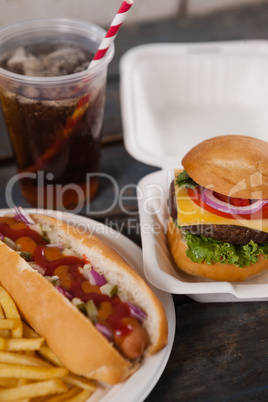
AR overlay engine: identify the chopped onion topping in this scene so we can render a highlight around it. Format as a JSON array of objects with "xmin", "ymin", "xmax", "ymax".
[
  {"xmin": 28, "ymin": 262, "xmax": 45, "ymax": 275},
  {"xmin": 127, "ymin": 302, "xmax": 147, "ymax": 323},
  {"xmin": 201, "ymin": 188, "xmax": 268, "ymax": 215},
  {"xmin": 13, "ymin": 206, "xmax": 34, "ymax": 225},
  {"xmin": 72, "ymin": 297, "xmax": 83, "ymax": 306},
  {"xmin": 46, "ymin": 243, "xmax": 64, "ymax": 250},
  {"xmin": 95, "ymin": 323, "xmax": 113, "ymax": 342},
  {"xmin": 44, "ymin": 275, "xmax": 60, "ymax": 286},
  {"xmin": 55, "ymin": 286, "xmax": 73, "ymax": 300}
]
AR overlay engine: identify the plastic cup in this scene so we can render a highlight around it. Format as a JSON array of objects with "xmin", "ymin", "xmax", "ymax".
[{"xmin": 0, "ymin": 18, "xmax": 114, "ymax": 210}]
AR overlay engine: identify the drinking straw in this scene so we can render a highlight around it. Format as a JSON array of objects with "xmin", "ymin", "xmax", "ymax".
[
  {"xmin": 89, "ymin": 0, "xmax": 134, "ymax": 69},
  {"xmin": 25, "ymin": 0, "xmax": 134, "ymax": 173}
]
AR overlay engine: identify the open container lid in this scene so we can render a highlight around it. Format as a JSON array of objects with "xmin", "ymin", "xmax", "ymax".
[
  {"xmin": 120, "ymin": 40, "xmax": 268, "ymax": 168},
  {"xmin": 120, "ymin": 41, "xmax": 268, "ymax": 301}
]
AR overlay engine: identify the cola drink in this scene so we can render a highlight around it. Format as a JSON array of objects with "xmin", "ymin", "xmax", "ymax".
[{"xmin": 0, "ymin": 19, "xmax": 114, "ymax": 210}]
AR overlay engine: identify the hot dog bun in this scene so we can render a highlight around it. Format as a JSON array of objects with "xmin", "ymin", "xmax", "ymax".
[{"xmin": 0, "ymin": 214, "xmax": 168, "ymax": 384}]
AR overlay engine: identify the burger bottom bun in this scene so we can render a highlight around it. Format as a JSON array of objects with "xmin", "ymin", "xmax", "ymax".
[{"xmin": 167, "ymin": 217, "xmax": 268, "ymax": 282}]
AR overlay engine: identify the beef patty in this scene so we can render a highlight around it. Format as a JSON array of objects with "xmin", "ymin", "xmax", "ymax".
[{"xmin": 168, "ymin": 182, "xmax": 268, "ymax": 245}]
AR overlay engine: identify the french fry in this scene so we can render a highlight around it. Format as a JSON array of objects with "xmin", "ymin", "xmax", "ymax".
[
  {"xmin": 0, "ymin": 337, "xmax": 45, "ymax": 352},
  {"xmin": 0, "ymin": 351, "xmax": 51, "ymax": 368},
  {"xmin": 0, "ymin": 363, "xmax": 68, "ymax": 380},
  {"xmin": 23, "ymin": 323, "xmax": 63, "ymax": 367},
  {"xmin": 36, "ymin": 386, "xmax": 81, "ymax": 401},
  {"xmin": 0, "ymin": 378, "xmax": 18, "ymax": 387},
  {"xmin": 0, "ymin": 379, "xmax": 67, "ymax": 401},
  {"xmin": 64, "ymin": 372, "xmax": 96, "ymax": 391},
  {"xmin": 65, "ymin": 388, "xmax": 93, "ymax": 402},
  {"xmin": 0, "ymin": 319, "xmax": 21, "ymax": 330},
  {"xmin": 0, "ymin": 338, "xmax": 7, "ymax": 350},
  {"xmin": 0, "ymin": 288, "xmax": 96, "ymax": 401},
  {"xmin": 17, "ymin": 378, "xmax": 31, "ymax": 386},
  {"xmin": 0, "ymin": 305, "xmax": 11, "ymax": 339},
  {"xmin": 0, "ymin": 287, "xmax": 22, "ymax": 338},
  {"xmin": 38, "ymin": 344, "xmax": 63, "ymax": 367},
  {"xmin": 22, "ymin": 322, "xmax": 39, "ymax": 339},
  {"xmin": 38, "ymin": 387, "xmax": 93, "ymax": 402}
]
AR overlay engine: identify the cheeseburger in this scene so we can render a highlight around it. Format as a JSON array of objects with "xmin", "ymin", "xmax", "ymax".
[{"xmin": 167, "ymin": 135, "xmax": 268, "ymax": 281}]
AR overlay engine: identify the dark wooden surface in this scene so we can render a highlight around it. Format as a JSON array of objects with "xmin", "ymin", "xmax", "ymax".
[{"xmin": 1, "ymin": 3, "xmax": 268, "ymax": 401}]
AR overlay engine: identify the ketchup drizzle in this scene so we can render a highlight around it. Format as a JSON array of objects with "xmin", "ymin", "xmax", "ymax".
[
  {"xmin": 0, "ymin": 222, "xmax": 47, "ymax": 245},
  {"xmin": 0, "ymin": 219, "xmax": 135, "ymax": 340}
]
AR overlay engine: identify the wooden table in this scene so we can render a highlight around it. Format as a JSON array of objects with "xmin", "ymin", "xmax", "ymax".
[{"xmin": 1, "ymin": 3, "xmax": 268, "ymax": 400}]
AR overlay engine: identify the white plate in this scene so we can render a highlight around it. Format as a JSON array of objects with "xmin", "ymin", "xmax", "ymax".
[
  {"xmin": 137, "ymin": 170, "xmax": 268, "ymax": 303},
  {"xmin": 0, "ymin": 208, "xmax": 175, "ymax": 402}
]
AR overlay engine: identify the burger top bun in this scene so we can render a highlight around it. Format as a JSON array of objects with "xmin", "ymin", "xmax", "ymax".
[{"xmin": 182, "ymin": 135, "xmax": 268, "ymax": 199}]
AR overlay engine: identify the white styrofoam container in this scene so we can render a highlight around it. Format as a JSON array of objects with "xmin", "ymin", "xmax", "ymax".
[{"xmin": 120, "ymin": 41, "xmax": 268, "ymax": 302}]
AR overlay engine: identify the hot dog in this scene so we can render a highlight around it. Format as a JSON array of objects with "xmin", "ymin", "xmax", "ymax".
[{"xmin": 0, "ymin": 210, "xmax": 168, "ymax": 384}]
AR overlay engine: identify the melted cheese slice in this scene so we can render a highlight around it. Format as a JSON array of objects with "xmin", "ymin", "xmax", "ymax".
[{"xmin": 175, "ymin": 170, "xmax": 268, "ymax": 234}]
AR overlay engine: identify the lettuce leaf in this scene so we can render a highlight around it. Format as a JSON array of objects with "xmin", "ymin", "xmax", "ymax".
[
  {"xmin": 176, "ymin": 170, "xmax": 198, "ymax": 189},
  {"xmin": 183, "ymin": 231, "xmax": 268, "ymax": 268}
]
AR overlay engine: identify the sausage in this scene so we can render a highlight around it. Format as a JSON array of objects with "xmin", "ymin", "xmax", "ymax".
[{"xmin": 117, "ymin": 324, "xmax": 150, "ymax": 360}]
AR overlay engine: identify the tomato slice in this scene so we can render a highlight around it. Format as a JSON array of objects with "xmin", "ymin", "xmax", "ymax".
[
  {"xmin": 213, "ymin": 191, "xmax": 251, "ymax": 206},
  {"xmin": 187, "ymin": 187, "xmax": 268, "ymax": 220}
]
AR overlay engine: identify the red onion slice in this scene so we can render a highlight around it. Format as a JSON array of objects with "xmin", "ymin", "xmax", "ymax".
[
  {"xmin": 201, "ymin": 188, "xmax": 268, "ymax": 215},
  {"xmin": 95, "ymin": 323, "xmax": 113, "ymax": 342},
  {"xmin": 55, "ymin": 286, "xmax": 73, "ymax": 300},
  {"xmin": 13, "ymin": 206, "xmax": 34, "ymax": 225},
  {"xmin": 127, "ymin": 302, "xmax": 147, "ymax": 323},
  {"xmin": 0, "ymin": 233, "xmax": 4, "ymax": 241},
  {"xmin": 87, "ymin": 269, "xmax": 106, "ymax": 286}
]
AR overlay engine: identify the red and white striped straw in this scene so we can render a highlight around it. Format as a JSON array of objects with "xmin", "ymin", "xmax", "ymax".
[{"xmin": 88, "ymin": 0, "xmax": 134, "ymax": 69}]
